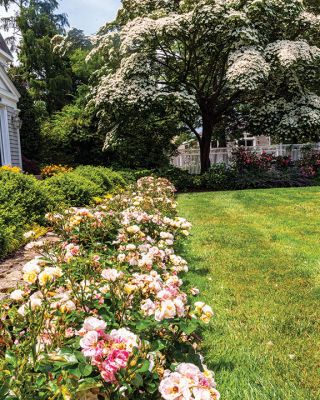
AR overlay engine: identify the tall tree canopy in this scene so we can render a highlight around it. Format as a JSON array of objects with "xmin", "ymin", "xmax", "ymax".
[
  {"xmin": 90, "ymin": 0, "xmax": 320, "ymax": 172},
  {"xmin": 1, "ymin": 0, "xmax": 73, "ymax": 114}
]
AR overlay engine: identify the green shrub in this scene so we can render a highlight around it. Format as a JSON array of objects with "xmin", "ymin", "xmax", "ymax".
[
  {"xmin": 75, "ymin": 166, "xmax": 126, "ymax": 192},
  {"xmin": 156, "ymin": 166, "xmax": 194, "ymax": 192},
  {"xmin": 201, "ymin": 164, "xmax": 237, "ymax": 190},
  {"xmin": 115, "ymin": 168, "xmax": 153, "ymax": 185},
  {"xmin": 0, "ymin": 170, "xmax": 50, "ymax": 259},
  {"xmin": 104, "ymin": 169, "xmax": 127, "ymax": 189},
  {"xmin": 0, "ymin": 223, "xmax": 23, "ymax": 259},
  {"xmin": 74, "ymin": 166, "xmax": 109, "ymax": 189},
  {"xmin": 156, "ymin": 163, "xmax": 314, "ymax": 192},
  {"xmin": 43, "ymin": 172, "xmax": 104, "ymax": 206},
  {"xmin": 0, "ymin": 171, "xmax": 49, "ymax": 225},
  {"xmin": 232, "ymin": 169, "xmax": 313, "ymax": 190}
]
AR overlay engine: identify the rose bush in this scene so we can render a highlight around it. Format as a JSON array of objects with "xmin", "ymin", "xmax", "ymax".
[
  {"xmin": 299, "ymin": 149, "xmax": 320, "ymax": 177},
  {"xmin": 0, "ymin": 176, "xmax": 219, "ymax": 400}
]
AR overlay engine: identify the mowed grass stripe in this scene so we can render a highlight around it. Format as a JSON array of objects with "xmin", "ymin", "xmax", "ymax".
[{"xmin": 178, "ymin": 187, "xmax": 320, "ymax": 400}]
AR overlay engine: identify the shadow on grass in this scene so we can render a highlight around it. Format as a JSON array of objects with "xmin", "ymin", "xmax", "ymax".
[
  {"xmin": 180, "ymin": 246, "xmax": 211, "ymax": 276},
  {"xmin": 210, "ymin": 359, "xmax": 236, "ymax": 372}
]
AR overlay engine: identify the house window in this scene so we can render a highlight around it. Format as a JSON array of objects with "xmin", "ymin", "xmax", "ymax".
[{"xmin": 238, "ymin": 138, "xmax": 254, "ymax": 147}]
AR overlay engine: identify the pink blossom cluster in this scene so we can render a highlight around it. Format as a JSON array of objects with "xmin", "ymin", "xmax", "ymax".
[
  {"xmin": 136, "ymin": 177, "xmax": 176, "ymax": 197},
  {"xmin": 114, "ymin": 209, "xmax": 191, "ymax": 274},
  {"xmin": 47, "ymin": 206, "xmax": 113, "ymax": 233},
  {"xmin": 79, "ymin": 317, "xmax": 139, "ymax": 383},
  {"xmin": 61, "ymin": 242, "xmax": 80, "ymax": 263},
  {"xmin": 131, "ymin": 271, "xmax": 188, "ymax": 320},
  {"xmin": 159, "ymin": 363, "xmax": 220, "ymax": 400}
]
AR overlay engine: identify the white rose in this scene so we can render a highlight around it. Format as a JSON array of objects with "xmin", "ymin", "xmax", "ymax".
[{"xmin": 10, "ymin": 289, "xmax": 24, "ymax": 301}]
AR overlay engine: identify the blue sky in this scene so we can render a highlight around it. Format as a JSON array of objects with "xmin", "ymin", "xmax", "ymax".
[
  {"xmin": 58, "ymin": 0, "xmax": 121, "ymax": 34},
  {"xmin": 0, "ymin": 0, "xmax": 122, "ymax": 37}
]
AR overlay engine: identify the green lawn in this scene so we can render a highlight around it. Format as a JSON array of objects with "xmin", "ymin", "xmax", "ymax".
[{"xmin": 178, "ymin": 187, "xmax": 320, "ymax": 400}]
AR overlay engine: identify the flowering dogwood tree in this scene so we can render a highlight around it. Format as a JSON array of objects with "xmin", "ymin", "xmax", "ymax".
[{"xmin": 91, "ymin": 0, "xmax": 320, "ymax": 172}]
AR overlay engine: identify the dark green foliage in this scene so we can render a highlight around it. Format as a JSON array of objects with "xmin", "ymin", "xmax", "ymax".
[
  {"xmin": 199, "ymin": 164, "xmax": 237, "ymax": 191},
  {"xmin": 43, "ymin": 172, "xmax": 104, "ymax": 206},
  {"xmin": 229, "ymin": 169, "xmax": 313, "ymax": 190},
  {"xmin": 305, "ymin": 0, "xmax": 320, "ymax": 13},
  {"xmin": 155, "ymin": 165, "xmax": 314, "ymax": 192},
  {"xmin": 39, "ymin": 102, "xmax": 107, "ymax": 166},
  {"xmin": 115, "ymin": 168, "xmax": 153, "ymax": 184},
  {"xmin": 9, "ymin": 71, "xmax": 42, "ymax": 162},
  {"xmin": 156, "ymin": 166, "xmax": 194, "ymax": 192},
  {"xmin": 16, "ymin": 1, "xmax": 73, "ymax": 115},
  {"xmin": 104, "ymin": 113, "xmax": 181, "ymax": 169}
]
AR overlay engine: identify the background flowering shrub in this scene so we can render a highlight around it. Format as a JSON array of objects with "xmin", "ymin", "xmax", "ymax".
[
  {"xmin": 0, "ymin": 165, "xmax": 22, "ymax": 173},
  {"xmin": 0, "ymin": 176, "xmax": 219, "ymax": 399},
  {"xmin": 41, "ymin": 164, "xmax": 74, "ymax": 178},
  {"xmin": 299, "ymin": 149, "xmax": 320, "ymax": 177},
  {"xmin": 232, "ymin": 148, "xmax": 275, "ymax": 172}
]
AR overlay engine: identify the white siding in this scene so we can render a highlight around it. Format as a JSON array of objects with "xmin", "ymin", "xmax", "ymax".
[{"xmin": 7, "ymin": 107, "xmax": 22, "ymax": 168}]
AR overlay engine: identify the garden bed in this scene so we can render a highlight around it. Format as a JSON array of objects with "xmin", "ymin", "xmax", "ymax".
[{"xmin": 0, "ymin": 177, "xmax": 219, "ymax": 399}]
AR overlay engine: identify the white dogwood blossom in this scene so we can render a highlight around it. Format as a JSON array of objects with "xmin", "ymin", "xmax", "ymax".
[
  {"xmin": 266, "ymin": 40, "xmax": 320, "ymax": 68},
  {"xmin": 253, "ymin": 93, "xmax": 320, "ymax": 142},
  {"xmin": 226, "ymin": 47, "xmax": 270, "ymax": 90},
  {"xmin": 89, "ymin": 0, "xmax": 320, "ymax": 171},
  {"xmin": 300, "ymin": 11, "xmax": 320, "ymax": 27}
]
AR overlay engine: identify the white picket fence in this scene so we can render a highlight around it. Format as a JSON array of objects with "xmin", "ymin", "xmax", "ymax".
[{"xmin": 171, "ymin": 143, "xmax": 320, "ymax": 174}]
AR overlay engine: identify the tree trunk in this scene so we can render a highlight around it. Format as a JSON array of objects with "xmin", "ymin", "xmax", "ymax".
[{"xmin": 200, "ymin": 109, "xmax": 215, "ymax": 174}]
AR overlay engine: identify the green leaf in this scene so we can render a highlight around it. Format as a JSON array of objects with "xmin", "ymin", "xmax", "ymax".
[
  {"xmin": 77, "ymin": 378, "xmax": 101, "ymax": 392},
  {"xmin": 5, "ymin": 351, "xmax": 17, "ymax": 367},
  {"xmin": 79, "ymin": 363, "xmax": 93, "ymax": 377},
  {"xmin": 132, "ymin": 373, "xmax": 143, "ymax": 387},
  {"xmin": 69, "ymin": 367, "xmax": 82, "ymax": 379},
  {"xmin": 35, "ymin": 375, "xmax": 47, "ymax": 386},
  {"xmin": 75, "ymin": 351, "xmax": 86, "ymax": 363},
  {"xmin": 151, "ymin": 339, "xmax": 166, "ymax": 351},
  {"xmin": 146, "ymin": 381, "xmax": 158, "ymax": 393},
  {"xmin": 179, "ymin": 320, "xmax": 199, "ymax": 335},
  {"xmin": 0, "ymin": 384, "xmax": 9, "ymax": 397},
  {"xmin": 135, "ymin": 319, "xmax": 153, "ymax": 331},
  {"xmin": 136, "ymin": 360, "xmax": 150, "ymax": 373}
]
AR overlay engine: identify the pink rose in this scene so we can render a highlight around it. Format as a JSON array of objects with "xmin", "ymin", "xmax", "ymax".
[
  {"xmin": 80, "ymin": 331, "xmax": 99, "ymax": 357},
  {"xmin": 83, "ymin": 317, "xmax": 106, "ymax": 332},
  {"xmin": 176, "ymin": 363, "xmax": 200, "ymax": 383},
  {"xmin": 159, "ymin": 372, "xmax": 191, "ymax": 400},
  {"xmin": 101, "ymin": 268, "xmax": 123, "ymax": 282}
]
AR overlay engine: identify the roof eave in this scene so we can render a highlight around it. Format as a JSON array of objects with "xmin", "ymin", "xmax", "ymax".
[{"xmin": 0, "ymin": 48, "xmax": 14, "ymax": 63}]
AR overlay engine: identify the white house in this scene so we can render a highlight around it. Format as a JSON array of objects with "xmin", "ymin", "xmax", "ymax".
[{"xmin": 0, "ymin": 33, "xmax": 22, "ymax": 168}]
